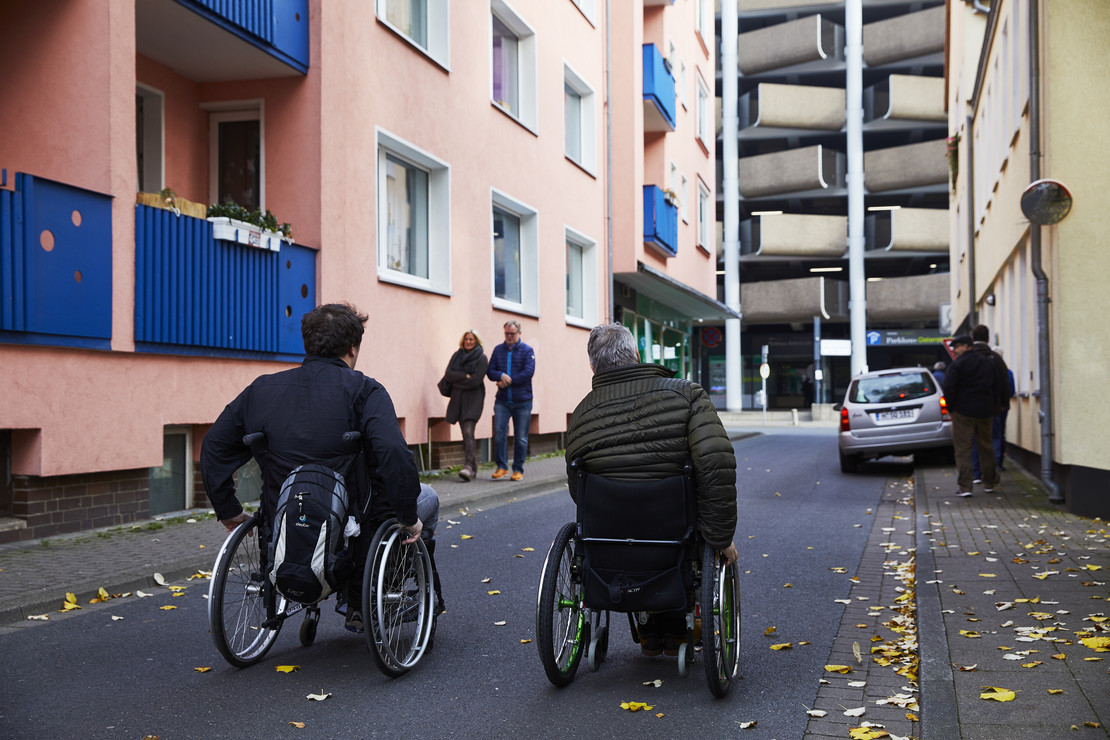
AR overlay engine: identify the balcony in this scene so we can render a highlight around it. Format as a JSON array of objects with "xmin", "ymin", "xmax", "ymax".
[
  {"xmin": 740, "ymin": 277, "xmax": 849, "ymax": 324},
  {"xmin": 864, "ymin": 139, "xmax": 948, "ymax": 194},
  {"xmin": 738, "ymin": 83, "xmax": 845, "ymax": 139},
  {"xmin": 865, "ymin": 273, "xmax": 949, "ymax": 322},
  {"xmin": 866, "ymin": 208, "xmax": 948, "ymax": 254},
  {"xmin": 643, "ymin": 185, "xmax": 678, "ymax": 257},
  {"xmin": 741, "ymin": 213, "xmax": 847, "ymax": 258},
  {"xmin": 864, "ymin": 74, "xmax": 946, "ymax": 129},
  {"xmin": 134, "ymin": 205, "xmax": 316, "ymax": 359},
  {"xmin": 737, "ymin": 15, "xmax": 844, "ymax": 76},
  {"xmin": 738, "ymin": 145, "xmax": 846, "ymax": 199},
  {"xmin": 0, "ymin": 172, "xmax": 112, "ymax": 349},
  {"xmin": 136, "ymin": 0, "xmax": 310, "ymax": 82},
  {"xmin": 862, "ymin": 5, "xmax": 945, "ymax": 68},
  {"xmin": 643, "ymin": 44, "xmax": 676, "ymax": 132}
]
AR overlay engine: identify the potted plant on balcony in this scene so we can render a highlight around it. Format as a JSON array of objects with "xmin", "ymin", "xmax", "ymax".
[
  {"xmin": 662, "ymin": 188, "xmax": 680, "ymax": 209},
  {"xmin": 136, "ymin": 187, "xmax": 208, "ymax": 219},
  {"xmin": 207, "ymin": 200, "xmax": 293, "ymax": 252}
]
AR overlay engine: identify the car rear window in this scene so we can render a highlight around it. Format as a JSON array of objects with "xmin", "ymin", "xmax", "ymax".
[{"xmin": 849, "ymin": 371, "xmax": 936, "ymax": 404}]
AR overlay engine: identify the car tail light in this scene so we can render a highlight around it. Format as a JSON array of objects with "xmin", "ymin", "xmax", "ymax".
[
  {"xmin": 939, "ymin": 395, "xmax": 950, "ymax": 421},
  {"xmin": 840, "ymin": 405, "xmax": 851, "ymax": 432}
]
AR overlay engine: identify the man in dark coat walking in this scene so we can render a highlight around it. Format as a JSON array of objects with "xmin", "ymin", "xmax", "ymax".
[
  {"xmin": 565, "ymin": 323, "xmax": 737, "ymax": 655},
  {"xmin": 943, "ymin": 334, "xmax": 999, "ymax": 497}
]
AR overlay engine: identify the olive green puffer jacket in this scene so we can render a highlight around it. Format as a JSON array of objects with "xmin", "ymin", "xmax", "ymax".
[{"xmin": 564, "ymin": 363, "xmax": 737, "ymax": 550}]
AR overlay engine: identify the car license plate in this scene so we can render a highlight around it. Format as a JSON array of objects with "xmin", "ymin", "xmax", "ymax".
[{"xmin": 875, "ymin": 409, "xmax": 915, "ymax": 422}]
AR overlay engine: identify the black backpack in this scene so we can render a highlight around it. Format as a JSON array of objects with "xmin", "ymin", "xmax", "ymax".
[{"xmin": 269, "ymin": 463, "xmax": 355, "ymax": 604}]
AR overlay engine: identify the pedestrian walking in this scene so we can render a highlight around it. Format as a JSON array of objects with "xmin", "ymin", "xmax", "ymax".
[
  {"xmin": 487, "ymin": 319, "xmax": 535, "ymax": 481},
  {"xmin": 969, "ymin": 324, "xmax": 1013, "ymax": 478},
  {"xmin": 942, "ymin": 334, "xmax": 999, "ymax": 497},
  {"xmin": 439, "ymin": 329, "xmax": 488, "ymax": 481}
]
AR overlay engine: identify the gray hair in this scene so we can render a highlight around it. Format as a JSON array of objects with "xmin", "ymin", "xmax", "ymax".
[
  {"xmin": 587, "ymin": 323, "xmax": 640, "ymax": 372},
  {"xmin": 503, "ymin": 319, "xmax": 521, "ymax": 333}
]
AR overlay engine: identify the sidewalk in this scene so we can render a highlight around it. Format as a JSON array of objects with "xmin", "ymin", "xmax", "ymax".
[{"xmin": 0, "ymin": 455, "xmax": 571, "ymax": 625}]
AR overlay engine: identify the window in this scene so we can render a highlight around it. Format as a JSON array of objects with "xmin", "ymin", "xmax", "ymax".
[
  {"xmin": 565, "ymin": 228, "xmax": 598, "ymax": 327},
  {"xmin": 680, "ymin": 174, "xmax": 689, "ymax": 223},
  {"xmin": 136, "ymin": 85, "xmax": 164, "ymax": 192},
  {"xmin": 377, "ymin": 0, "xmax": 449, "ymax": 66},
  {"xmin": 697, "ymin": 181, "xmax": 711, "ymax": 250},
  {"xmin": 491, "ymin": 190, "xmax": 539, "ymax": 315},
  {"xmin": 563, "ymin": 62, "xmax": 597, "ymax": 172},
  {"xmin": 679, "ymin": 61, "xmax": 688, "ymax": 108},
  {"xmin": 571, "ymin": 0, "xmax": 596, "ymax": 23},
  {"xmin": 377, "ymin": 128, "xmax": 451, "ymax": 294},
  {"xmin": 209, "ymin": 108, "xmax": 263, "ymax": 210},
  {"xmin": 491, "ymin": 1, "xmax": 538, "ymax": 130},
  {"xmin": 696, "ymin": 0, "xmax": 712, "ymax": 49},
  {"xmin": 695, "ymin": 74, "xmax": 711, "ymax": 148},
  {"xmin": 149, "ymin": 428, "xmax": 192, "ymax": 516}
]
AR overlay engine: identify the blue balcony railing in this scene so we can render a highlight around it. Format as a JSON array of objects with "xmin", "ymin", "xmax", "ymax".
[
  {"xmin": 643, "ymin": 44, "xmax": 676, "ymax": 131},
  {"xmin": 183, "ymin": 0, "xmax": 309, "ymax": 74},
  {"xmin": 0, "ymin": 172, "xmax": 112, "ymax": 349},
  {"xmin": 643, "ymin": 185, "xmax": 678, "ymax": 257},
  {"xmin": 135, "ymin": 205, "xmax": 316, "ymax": 359}
]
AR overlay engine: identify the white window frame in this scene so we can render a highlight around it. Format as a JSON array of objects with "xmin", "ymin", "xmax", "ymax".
[
  {"xmin": 680, "ymin": 174, "xmax": 689, "ymax": 223},
  {"xmin": 490, "ymin": 188, "xmax": 539, "ymax": 316},
  {"xmin": 490, "ymin": 0, "xmax": 538, "ymax": 132},
  {"xmin": 571, "ymin": 0, "xmax": 596, "ymax": 25},
  {"xmin": 207, "ymin": 103, "xmax": 265, "ymax": 210},
  {"xmin": 679, "ymin": 60, "xmax": 688, "ymax": 109},
  {"xmin": 563, "ymin": 62, "xmax": 597, "ymax": 174},
  {"xmin": 564, "ymin": 227, "xmax": 598, "ymax": 328},
  {"xmin": 695, "ymin": 73, "xmax": 711, "ymax": 149},
  {"xmin": 136, "ymin": 84, "xmax": 165, "ymax": 193},
  {"xmin": 376, "ymin": 127, "xmax": 452, "ymax": 295},
  {"xmin": 375, "ymin": 0, "xmax": 450, "ymax": 69},
  {"xmin": 696, "ymin": 0, "xmax": 712, "ymax": 49},
  {"xmin": 696, "ymin": 180, "xmax": 711, "ymax": 251}
]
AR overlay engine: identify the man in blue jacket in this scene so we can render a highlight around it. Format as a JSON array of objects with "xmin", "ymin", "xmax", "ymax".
[
  {"xmin": 942, "ymin": 334, "xmax": 999, "ymax": 497},
  {"xmin": 486, "ymin": 319, "xmax": 535, "ymax": 480}
]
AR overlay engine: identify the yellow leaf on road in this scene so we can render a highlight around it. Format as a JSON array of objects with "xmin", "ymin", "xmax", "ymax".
[
  {"xmin": 824, "ymin": 664, "xmax": 852, "ymax": 674},
  {"xmin": 275, "ymin": 665, "xmax": 301, "ymax": 673},
  {"xmin": 1081, "ymin": 636, "xmax": 1110, "ymax": 651},
  {"xmin": 521, "ymin": 547, "xmax": 535, "ymax": 552},
  {"xmin": 959, "ymin": 630, "xmax": 981, "ymax": 638},
  {"xmin": 460, "ymin": 535, "xmax": 473, "ymax": 540},
  {"xmin": 159, "ymin": 605, "xmax": 176, "ymax": 611},
  {"xmin": 980, "ymin": 686, "xmax": 1015, "ymax": 702},
  {"xmin": 764, "ymin": 626, "xmax": 777, "ymax": 635},
  {"xmin": 288, "ymin": 722, "xmax": 305, "ymax": 728},
  {"xmin": 487, "ymin": 590, "xmax": 501, "ymax": 596},
  {"xmin": 770, "ymin": 643, "xmax": 792, "ymax": 650},
  {"xmin": 619, "ymin": 701, "xmax": 654, "ymax": 712},
  {"xmin": 194, "ymin": 667, "xmax": 211, "ymax": 672},
  {"xmin": 520, "ymin": 639, "xmax": 532, "ymax": 644},
  {"xmin": 1047, "ymin": 689, "xmax": 1064, "ymax": 695}
]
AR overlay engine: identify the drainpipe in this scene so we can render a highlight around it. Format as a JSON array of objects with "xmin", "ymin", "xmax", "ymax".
[
  {"xmin": 722, "ymin": 0, "xmax": 742, "ymax": 410},
  {"xmin": 605, "ymin": 0, "xmax": 614, "ymax": 322},
  {"xmin": 846, "ymin": 0, "xmax": 866, "ymax": 376},
  {"xmin": 966, "ymin": 113, "xmax": 977, "ymax": 329},
  {"xmin": 1027, "ymin": 0, "xmax": 1061, "ymax": 502}
]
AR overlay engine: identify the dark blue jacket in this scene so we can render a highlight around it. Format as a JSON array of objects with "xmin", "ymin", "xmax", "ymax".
[
  {"xmin": 487, "ymin": 340, "xmax": 535, "ymax": 404},
  {"xmin": 942, "ymin": 349, "xmax": 997, "ymax": 418},
  {"xmin": 200, "ymin": 356, "xmax": 421, "ymax": 527}
]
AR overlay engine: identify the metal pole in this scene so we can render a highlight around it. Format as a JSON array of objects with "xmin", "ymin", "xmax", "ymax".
[
  {"xmin": 846, "ymin": 0, "xmax": 867, "ymax": 376},
  {"xmin": 604, "ymin": 0, "xmax": 614, "ymax": 323},
  {"xmin": 966, "ymin": 113, "xmax": 978, "ymax": 330},
  {"xmin": 722, "ymin": 0, "xmax": 742, "ymax": 410}
]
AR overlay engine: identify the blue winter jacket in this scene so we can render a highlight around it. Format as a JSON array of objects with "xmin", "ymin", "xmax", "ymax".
[{"xmin": 487, "ymin": 340, "xmax": 536, "ymax": 404}]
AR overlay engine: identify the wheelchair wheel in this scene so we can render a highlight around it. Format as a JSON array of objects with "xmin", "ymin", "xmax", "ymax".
[
  {"xmin": 299, "ymin": 608, "xmax": 320, "ymax": 647},
  {"xmin": 587, "ymin": 611, "xmax": 609, "ymax": 672},
  {"xmin": 208, "ymin": 514, "xmax": 286, "ymax": 668},
  {"xmin": 362, "ymin": 519, "xmax": 435, "ymax": 678},
  {"xmin": 702, "ymin": 544, "xmax": 741, "ymax": 698},
  {"xmin": 536, "ymin": 522, "xmax": 587, "ymax": 687}
]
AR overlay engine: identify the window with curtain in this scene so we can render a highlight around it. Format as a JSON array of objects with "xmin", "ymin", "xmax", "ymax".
[
  {"xmin": 493, "ymin": 206, "xmax": 521, "ymax": 303},
  {"xmin": 492, "ymin": 13, "xmax": 519, "ymax": 115},
  {"xmin": 384, "ymin": 153, "xmax": 429, "ymax": 279},
  {"xmin": 383, "ymin": 0, "xmax": 427, "ymax": 47}
]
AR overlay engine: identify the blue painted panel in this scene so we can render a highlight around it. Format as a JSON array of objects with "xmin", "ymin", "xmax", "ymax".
[
  {"xmin": 276, "ymin": 243, "xmax": 316, "ymax": 355},
  {"xmin": 643, "ymin": 185, "xmax": 678, "ymax": 257},
  {"xmin": 134, "ymin": 205, "xmax": 315, "ymax": 359},
  {"xmin": 272, "ymin": 0, "xmax": 310, "ymax": 69},
  {"xmin": 184, "ymin": 0, "xmax": 309, "ymax": 73},
  {"xmin": 642, "ymin": 44, "xmax": 676, "ymax": 131},
  {"xmin": 0, "ymin": 173, "xmax": 112, "ymax": 341}
]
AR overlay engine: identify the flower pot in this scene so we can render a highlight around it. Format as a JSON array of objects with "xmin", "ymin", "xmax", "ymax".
[{"xmin": 208, "ymin": 217, "xmax": 283, "ymax": 252}]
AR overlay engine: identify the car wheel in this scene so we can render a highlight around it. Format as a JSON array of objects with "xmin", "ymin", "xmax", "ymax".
[{"xmin": 839, "ymin": 449, "xmax": 859, "ymax": 474}]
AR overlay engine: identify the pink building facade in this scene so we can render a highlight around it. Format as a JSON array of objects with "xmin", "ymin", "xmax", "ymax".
[{"xmin": 0, "ymin": 0, "xmax": 726, "ymax": 542}]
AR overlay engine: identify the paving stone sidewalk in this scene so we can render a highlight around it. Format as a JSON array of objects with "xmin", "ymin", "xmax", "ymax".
[{"xmin": 0, "ymin": 455, "xmax": 569, "ymax": 625}]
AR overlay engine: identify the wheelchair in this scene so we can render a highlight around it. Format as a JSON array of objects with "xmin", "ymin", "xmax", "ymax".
[
  {"xmin": 535, "ymin": 461, "xmax": 740, "ymax": 697},
  {"xmin": 207, "ymin": 433, "xmax": 437, "ymax": 677}
]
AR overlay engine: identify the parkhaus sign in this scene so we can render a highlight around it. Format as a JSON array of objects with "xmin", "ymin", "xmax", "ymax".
[{"xmin": 866, "ymin": 330, "xmax": 947, "ymax": 346}]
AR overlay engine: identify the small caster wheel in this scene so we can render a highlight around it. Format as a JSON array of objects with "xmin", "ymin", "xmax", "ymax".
[{"xmin": 299, "ymin": 610, "xmax": 319, "ymax": 646}]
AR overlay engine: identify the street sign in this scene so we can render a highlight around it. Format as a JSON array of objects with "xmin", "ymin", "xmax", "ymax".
[
  {"xmin": 759, "ymin": 362, "xmax": 770, "ymax": 379},
  {"xmin": 942, "ymin": 337, "xmax": 956, "ymax": 360}
]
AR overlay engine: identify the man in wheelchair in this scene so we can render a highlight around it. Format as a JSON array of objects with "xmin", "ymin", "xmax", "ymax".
[
  {"xmin": 201, "ymin": 302, "xmax": 442, "ymax": 633},
  {"xmin": 564, "ymin": 323, "xmax": 737, "ymax": 657}
]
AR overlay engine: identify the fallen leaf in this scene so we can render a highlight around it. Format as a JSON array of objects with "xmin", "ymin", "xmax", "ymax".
[
  {"xmin": 136, "ymin": 590, "xmax": 152, "ymax": 598},
  {"xmin": 843, "ymin": 706, "xmax": 866, "ymax": 717},
  {"xmin": 848, "ymin": 680, "xmax": 867, "ymax": 688},
  {"xmin": 1081, "ymin": 636, "xmax": 1110, "ymax": 651},
  {"xmin": 906, "ymin": 713, "xmax": 919, "ymax": 721},
  {"xmin": 619, "ymin": 701, "xmax": 654, "ymax": 712},
  {"xmin": 481, "ymin": 577, "xmax": 492, "ymax": 583},
  {"xmin": 522, "ymin": 547, "xmax": 535, "ymax": 552},
  {"xmin": 159, "ymin": 605, "xmax": 176, "ymax": 611},
  {"xmin": 979, "ymin": 686, "xmax": 1015, "ymax": 702},
  {"xmin": 153, "ymin": 573, "xmax": 167, "ymax": 586},
  {"xmin": 765, "ymin": 626, "xmax": 777, "ymax": 635},
  {"xmin": 853, "ymin": 642, "xmax": 863, "ymax": 663},
  {"xmin": 275, "ymin": 665, "xmax": 301, "ymax": 673},
  {"xmin": 783, "ymin": 583, "xmax": 793, "ymax": 588},
  {"xmin": 806, "ymin": 710, "xmax": 827, "ymax": 717},
  {"xmin": 770, "ymin": 642, "xmax": 792, "ymax": 650},
  {"xmin": 487, "ymin": 590, "xmax": 501, "ymax": 596},
  {"xmin": 643, "ymin": 679, "xmax": 663, "ymax": 687},
  {"xmin": 26, "ymin": 614, "xmax": 49, "ymax": 621},
  {"xmin": 1052, "ymin": 653, "xmax": 1066, "ymax": 660},
  {"xmin": 288, "ymin": 721, "xmax": 305, "ymax": 729},
  {"xmin": 306, "ymin": 693, "xmax": 331, "ymax": 701},
  {"xmin": 460, "ymin": 535, "xmax": 473, "ymax": 540},
  {"xmin": 520, "ymin": 639, "xmax": 532, "ymax": 644},
  {"xmin": 825, "ymin": 664, "xmax": 853, "ymax": 674},
  {"xmin": 958, "ymin": 664, "xmax": 978, "ymax": 671},
  {"xmin": 736, "ymin": 721, "xmax": 757, "ymax": 729},
  {"xmin": 493, "ymin": 620, "xmax": 507, "ymax": 626},
  {"xmin": 959, "ymin": 630, "xmax": 981, "ymax": 638},
  {"xmin": 1047, "ymin": 689, "xmax": 1064, "ymax": 695},
  {"xmin": 194, "ymin": 667, "xmax": 211, "ymax": 672}
]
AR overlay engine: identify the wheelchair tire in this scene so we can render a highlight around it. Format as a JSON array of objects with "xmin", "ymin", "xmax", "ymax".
[
  {"xmin": 299, "ymin": 608, "xmax": 319, "ymax": 647},
  {"xmin": 536, "ymin": 522, "xmax": 586, "ymax": 687},
  {"xmin": 702, "ymin": 544, "xmax": 741, "ymax": 698},
  {"xmin": 208, "ymin": 514, "xmax": 285, "ymax": 668},
  {"xmin": 362, "ymin": 519, "xmax": 435, "ymax": 678}
]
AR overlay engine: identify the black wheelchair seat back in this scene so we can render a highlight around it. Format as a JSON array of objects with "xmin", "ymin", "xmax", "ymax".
[{"xmin": 576, "ymin": 464, "xmax": 694, "ymax": 613}]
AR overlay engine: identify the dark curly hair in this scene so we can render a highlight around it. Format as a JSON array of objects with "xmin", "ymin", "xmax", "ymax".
[{"xmin": 301, "ymin": 303, "xmax": 368, "ymax": 357}]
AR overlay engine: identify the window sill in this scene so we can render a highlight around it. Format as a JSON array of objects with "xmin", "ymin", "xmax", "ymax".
[
  {"xmin": 377, "ymin": 269, "xmax": 452, "ymax": 297},
  {"xmin": 492, "ymin": 298, "xmax": 539, "ymax": 319},
  {"xmin": 492, "ymin": 101, "xmax": 538, "ymax": 137},
  {"xmin": 566, "ymin": 155, "xmax": 598, "ymax": 179},
  {"xmin": 375, "ymin": 17, "xmax": 450, "ymax": 72},
  {"xmin": 565, "ymin": 316, "xmax": 594, "ymax": 330}
]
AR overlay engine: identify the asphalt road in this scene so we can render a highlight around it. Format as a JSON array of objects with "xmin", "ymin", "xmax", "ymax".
[{"xmin": 0, "ymin": 430, "xmax": 910, "ymax": 739}]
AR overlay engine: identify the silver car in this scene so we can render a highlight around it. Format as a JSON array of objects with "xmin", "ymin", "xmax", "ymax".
[{"xmin": 836, "ymin": 367, "xmax": 952, "ymax": 473}]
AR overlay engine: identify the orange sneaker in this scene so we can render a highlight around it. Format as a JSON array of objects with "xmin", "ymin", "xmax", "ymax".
[
  {"xmin": 510, "ymin": 471, "xmax": 523, "ymax": 481},
  {"xmin": 492, "ymin": 468, "xmax": 509, "ymax": 479}
]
